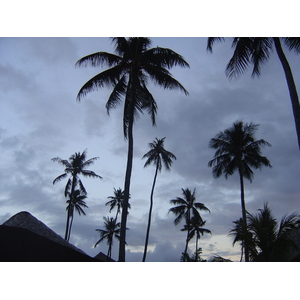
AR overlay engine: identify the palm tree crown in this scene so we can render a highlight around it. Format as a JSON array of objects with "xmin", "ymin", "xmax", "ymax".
[
  {"xmin": 142, "ymin": 137, "xmax": 177, "ymax": 171},
  {"xmin": 65, "ymin": 189, "xmax": 88, "ymax": 242},
  {"xmin": 105, "ymin": 188, "xmax": 131, "ymax": 222},
  {"xmin": 52, "ymin": 149, "xmax": 102, "ymax": 196},
  {"xmin": 76, "ymin": 37, "xmax": 189, "ymax": 138},
  {"xmin": 169, "ymin": 188, "xmax": 210, "ymax": 225},
  {"xmin": 208, "ymin": 121, "xmax": 272, "ymax": 182}
]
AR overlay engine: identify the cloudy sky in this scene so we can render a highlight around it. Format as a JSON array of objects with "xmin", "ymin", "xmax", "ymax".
[{"xmin": 0, "ymin": 36, "xmax": 299, "ymax": 263}]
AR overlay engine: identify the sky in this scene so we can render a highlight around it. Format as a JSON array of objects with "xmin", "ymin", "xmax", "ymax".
[{"xmin": 0, "ymin": 36, "xmax": 299, "ymax": 263}]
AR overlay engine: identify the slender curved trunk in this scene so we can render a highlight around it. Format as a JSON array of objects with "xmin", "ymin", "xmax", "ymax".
[
  {"xmin": 64, "ymin": 210, "xmax": 71, "ymax": 241},
  {"xmin": 239, "ymin": 169, "xmax": 249, "ymax": 262},
  {"xmin": 183, "ymin": 209, "xmax": 191, "ymax": 256},
  {"xmin": 273, "ymin": 37, "xmax": 300, "ymax": 150},
  {"xmin": 65, "ymin": 174, "xmax": 77, "ymax": 241},
  {"xmin": 118, "ymin": 117, "xmax": 134, "ymax": 262},
  {"xmin": 195, "ymin": 234, "xmax": 199, "ymax": 261},
  {"xmin": 107, "ymin": 241, "xmax": 112, "ymax": 261},
  {"xmin": 142, "ymin": 164, "xmax": 159, "ymax": 262},
  {"xmin": 67, "ymin": 210, "xmax": 74, "ymax": 242}
]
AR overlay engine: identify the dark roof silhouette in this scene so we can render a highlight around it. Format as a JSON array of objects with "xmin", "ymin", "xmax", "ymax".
[
  {"xmin": 94, "ymin": 252, "xmax": 115, "ymax": 262},
  {"xmin": 0, "ymin": 211, "xmax": 102, "ymax": 262}
]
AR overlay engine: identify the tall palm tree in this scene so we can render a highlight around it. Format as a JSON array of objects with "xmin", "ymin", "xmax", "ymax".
[
  {"xmin": 76, "ymin": 37, "xmax": 189, "ymax": 261},
  {"xmin": 208, "ymin": 121, "xmax": 272, "ymax": 261},
  {"xmin": 230, "ymin": 204, "xmax": 300, "ymax": 261},
  {"xmin": 181, "ymin": 217, "xmax": 211, "ymax": 261},
  {"xmin": 105, "ymin": 187, "xmax": 131, "ymax": 222},
  {"xmin": 66, "ymin": 189, "xmax": 88, "ymax": 242},
  {"xmin": 142, "ymin": 137, "xmax": 176, "ymax": 262},
  {"xmin": 94, "ymin": 216, "xmax": 121, "ymax": 260},
  {"xmin": 52, "ymin": 149, "xmax": 102, "ymax": 241},
  {"xmin": 207, "ymin": 37, "xmax": 300, "ymax": 150},
  {"xmin": 169, "ymin": 188, "xmax": 210, "ymax": 257}
]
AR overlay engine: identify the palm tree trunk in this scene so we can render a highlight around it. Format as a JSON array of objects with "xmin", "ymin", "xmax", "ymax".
[
  {"xmin": 195, "ymin": 235, "xmax": 199, "ymax": 261},
  {"xmin": 142, "ymin": 164, "xmax": 159, "ymax": 262},
  {"xmin": 183, "ymin": 210, "xmax": 191, "ymax": 257},
  {"xmin": 273, "ymin": 37, "xmax": 300, "ymax": 150},
  {"xmin": 239, "ymin": 169, "xmax": 249, "ymax": 262},
  {"xmin": 65, "ymin": 175, "xmax": 77, "ymax": 240},
  {"xmin": 64, "ymin": 210, "xmax": 71, "ymax": 241},
  {"xmin": 118, "ymin": 118, "xmax": 134, "ymax": 262},
  {"xmin": 107, "ymin": 242, "xmax": 112, "ymax": 261},
  {"xmin": 67, "ymin": 212, "xmax": 74, "ymax": 242}
]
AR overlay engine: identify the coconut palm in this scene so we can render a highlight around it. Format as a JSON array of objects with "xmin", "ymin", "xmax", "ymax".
[
  {"xmin": 105, "ymin": 188, "xmax": 131, "ymax": 222},
  {"xmin": 248, "ymin": 204, "xmax": 300, "ymax": 261},
  {"xmin": 142, "ymin": 137, "xmax": 176, "ymax": 262},
  {"xmin": 228, "ymin": 217, "xmax": 257, "ymax": 262},
  {"xmin": 230, "ymin": 204, "xmax": 300, "ymax": 261},
  {"xmin": 94, "ymin": 216, "xmax": 121, "ymax": 260},
  {"xmin": 52, "ymin": 149, "xmax": 102, "ymax": 241},
  {"xmin": 169, "ymin": 188, "xmax": 210, "ymax": 257},
  {"xmin": 181, "ymin": 217, "xmax": 211, "ymax": 261},
  {"xmin": 207, "ymin": 37, "xmax": 300, "ymax": 150},
  {"xmin": 208, "ymin": 121, "xmax": 271, "ymax": 261},
  {"xmin": 66, "ymin": 189, "xmax": 88, "ymax": 242},
  {"xmin": 76, "ymin": 37, "xmax": 189, "ymax": 261}
]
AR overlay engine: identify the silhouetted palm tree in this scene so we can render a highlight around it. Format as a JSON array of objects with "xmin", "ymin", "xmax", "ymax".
[
  {"xmin": 142, "ymin": 137, "xmax": 176, "ymax": 262},
  {"xmin": 76, "ymin": 37, "xmax": 189, "ymax": 261},
  {"xmin": 208, "ymin": 122, "xmax": 271, "ymax": 261},
  {"xmin": 228, "ymin": 217, "xmax": 256, "ymax": 262},
  {"xmin": 94, "ymin": 216, "xmax": 121, "ymax": 260},
  {"xmin": 230, "ymin": 204, "xmax": 300, "ymax": 261},
  {"xmin": 66, "ymin": 189, "xmax": 88, "ymax": 242},
  {"xmin": 52, "ymin": 149, "xmax": 102, "ymax": 241},
  {"xmin": 208, "ymin": 121, "xmax": 272, "ymax": 261},
  {"xmin": 105, "ymin": 188, "xmax": 131, "ymax": 222},
  {"xmin": 169, "ymin": 188, "xmax": 210, "ymax": 257},
  {"xmin": 181, "ymin": 217, "xmax": 211, "ymax": 261},
  {"xmin": 207, "ymin": 37, "xmax": 300, "ymax": 150}
]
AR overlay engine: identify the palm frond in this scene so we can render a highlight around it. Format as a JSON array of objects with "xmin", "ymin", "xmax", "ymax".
[
  {"xmin": 206, "ymin": 37, "xmax": 225, "ymax": 52},
  {"xmin": 226, "ymin": 37, "xmax": 254, "ymax": 79},
  {"xmin": 52, "ymin": 173, "xmax": 68, "ymax": 185},
  {"xmin": 282, "ymin": 37, "xmax": 300, "ymax": 53},
  {"xmin": 75, "ymin": 52, "xmax": 122, "ymax": 68},
  {"xmin": 77, "ymin": 65, "xmax": 126, "ymax": 101}
]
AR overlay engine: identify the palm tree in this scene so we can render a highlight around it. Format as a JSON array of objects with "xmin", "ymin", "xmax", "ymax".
[
  {"xmin": 208, "ymin": 121, "xmax": 272, "ymax": 261},
  {"xmin": 181, "ymin": 217, "xmax": 211, "ymax": 261},
  {"xmin": 207, "ymin": 37, "xmax": 300, "ymax": 150},
  {"xmin": 76, "ymin": 37, "xmax": 189, "ymax": 261},
  {"xmin": 169, "ymin": 188, "xmax": 210, "ymax": 257},
  {"xmin": 66, "ymin": 189, "xmax": 88, "ymax": 242},
  {"xmin": 230, "ymin": 204, "xmax": 300, "ymax": 261},
  {"xmin": 52, "ymin": 149, "xmax": 102, "ymax": 241},
  {"xmin": 228, "ymin": 218, "xmax": 257, "ymax": 262},
  {"xmin": 94, "ymin": 216, "xmax": 126, "ymax": 261},
  {"xmin": 142, "ymin": 137, "xmax": 176, "ymax": 262},
  {"xmin": 105, "ymin": 188, "xmax": 131, "ymax": 222}
]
